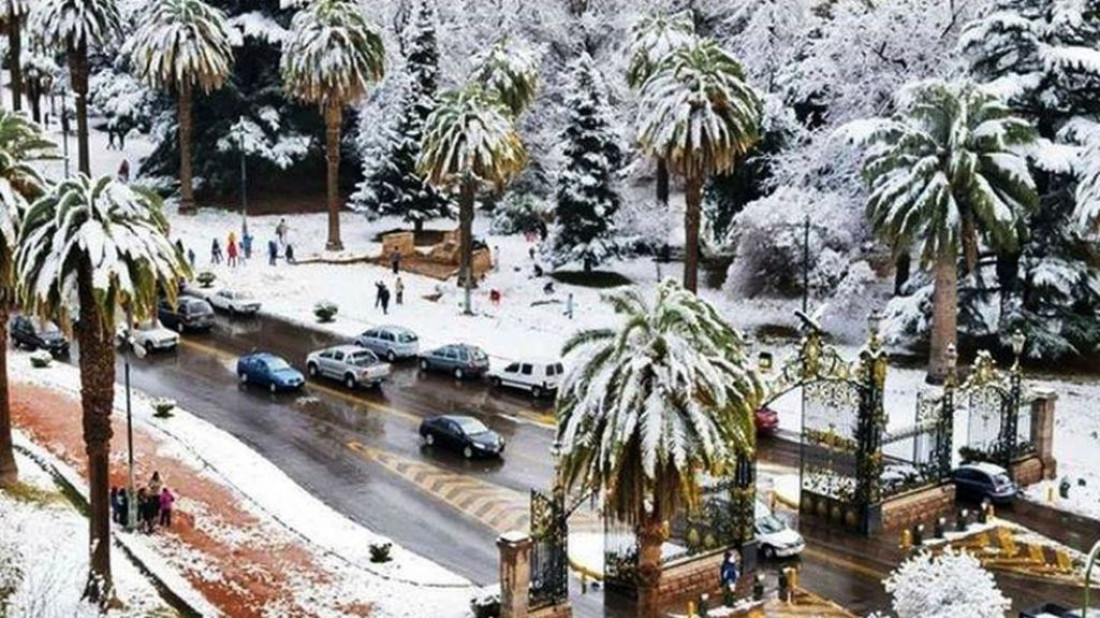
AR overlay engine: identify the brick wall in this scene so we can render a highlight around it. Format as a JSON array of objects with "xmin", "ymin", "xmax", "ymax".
[
  {"xmin": 654, "ymin": 550, "xmax": 752, "ymax": 612},
  {"xmin": 529, "ymin": 603, "xmax": 572, "ymax": 618},
  {"xmin": 881, "ymin": 483, "xmax": 956, "ymax": 533},
  {"xmin": 1010, "ymin": 456, "xmax": 1044, "ymax": 487}
]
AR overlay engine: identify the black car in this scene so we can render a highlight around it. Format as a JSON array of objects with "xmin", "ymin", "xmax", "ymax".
[
  {"xmin": 419, "ymin": 415, "xmax": 505, "ymax": 459},
  {"xmin": 158, "ymin": 298, "xmax": 215, "ymax": 333},
  {"xmin": 952, "ymin": 462, "xmax": 1019, "ymax": 504},
  {"xmin": 10, "ymin": 316, "xmax": 69, "ymax": 356}
]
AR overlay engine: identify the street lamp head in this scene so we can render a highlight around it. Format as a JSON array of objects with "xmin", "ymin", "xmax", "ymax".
[
  {"xmin": 1010, "ymin": 329, "xmax": 1026, "ymax": 357},
  {"xmin": 945, "ymin": 343, "xmax": 958, "ymax": 369}
]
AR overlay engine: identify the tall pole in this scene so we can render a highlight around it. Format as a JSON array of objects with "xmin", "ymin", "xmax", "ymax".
[
  {"xmin": 61, "ymin": 88, "xmax": 70, "ymax": 178},
  {"xmin": 125, "ymin": 358, "xmax": 136, "ymax": 530},
  {"xmin": 802, "ymin": 214, "xmax": 810, "ymax": 314},
  {"xmin": 1085, "ymin": 539, "xmax": 1100, "ymax": 615},
  {"xmin": 238, "ymin": 116, "xmax": 248, "ymax": 236}
]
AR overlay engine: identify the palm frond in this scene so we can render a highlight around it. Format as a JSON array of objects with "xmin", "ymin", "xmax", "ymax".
[
  {"xmin": 129, "ymin": 0, "xmax": 235, "ymax": 94},
  {"xmin": 36, "ymin": 0, "xmax": 121, "ymax": 49},
  {"xmin": 470, "ymin": 36, "xmax": 540, "ymax": 117},
  {"xmin": 626, "ymin": 11, "xmax": 694, "ymax": 90}
]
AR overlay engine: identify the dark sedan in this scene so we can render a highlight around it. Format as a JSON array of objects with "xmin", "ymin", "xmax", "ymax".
[
  {"xmin": 158, "ymin": 297, "xmax": 214, "ymax": 333},
  {"xmin": 418, "ymin": 344, "xmax": 490, "ymax": 380},
  {"xmin": 419, "ymin": 415, "xmax": 505, "ymax": 459},
  {"xmin": 10, "ymin": 316, "xmax": 69, "ymax": 356}
]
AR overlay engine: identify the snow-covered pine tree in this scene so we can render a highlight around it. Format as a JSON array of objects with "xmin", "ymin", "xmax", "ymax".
[
  {"xmin": 551, "ymin": 53, "xmax": 622, "ymax": 270},
  {"xmin": 355, "ymin": 0, "xmax": 449, "ymax": 231},
  {"xmin": 955, "ymin": 0, "xmax": 1100, "ymax": 359}
]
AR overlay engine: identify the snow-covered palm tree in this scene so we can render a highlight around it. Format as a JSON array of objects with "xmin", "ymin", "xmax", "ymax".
[
  {"xmin": 130, "ymin": 0, "xmax": 234, "ymax": 214},
  {"xmin": 470, "ymin": 36, "xmax": 540, "ymax": 118},
  {"xmin": 418, "ymin": 84, "xmax": 526, "ymax": 315},
  {"xmin": 281, "ymin": 0, "xmax": 385, "ymax": 251},
  {"xmin": 16, "ymin": 175, "xmax": 189, "ymax": 606},
  {"xmin": 3, "ymin": 0, "xmax": 31, "ymax": 111},
  {"xmin": 863, "ymin": 80, "xmax": 1037, "ymax": 381},
  {"xmin": 37, "ymin": 0, "xmax": 122, "ymax": 176},
  {"xmin": 637, "ymin": 38, "xmax": 762, "ymax": 293},
  {"xmin": 556, "ymin": 279, "xmax": 761, "ymax": 618},
  {"xmin": 0, "ymin": 111, "xmax": 53, "ymax": 490},
  {"xmin": 626, "ymin": 11, "xmax": 694, "ymax": 206}
]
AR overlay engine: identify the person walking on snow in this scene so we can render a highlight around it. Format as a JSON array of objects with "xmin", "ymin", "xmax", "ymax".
[
  {"xmin": 268, "ymin": 239, "xmax": 278, "ymax": 266},
  {"xmin": 110, "ymin": 487, "xmax": 121, "ymax": 524},
  {"xmin": 159, "ymin": 487, "xmax": 176, "ymax": 528},
  {"xmin": 391, "ymin": 249, "xmax": 401, "ymax": 274},
  {"xmin": 211, "ymin": 238, "xmax": 222, "ymax": 264},
  {"xmin": 379, "ymin": 283, "xmax": 391, "ymax": 315},
  {"xmin": 374, "ymin": 281, "xmax": 384, "ymax": 309},
  {"xmin": 241, "ymin": 231, "xmax": 253, "ymax": 261},
  {"xmin": 227, "ymin": 232, "xmax": 239, "ymax": 268},
  {"xmin": 285, "ymin": 243, "xmax": 296, "ymax": 264},
  {"xmin": 395, "ymin": 277, "xmax": 404, "ymax": 305},
  {"xmin": 117, "ymin": 159, "xmax": 130, "ymax": 183},
  {"xmin": 276, "ymin": 218, "xmax": 288, "ymax": 247}
]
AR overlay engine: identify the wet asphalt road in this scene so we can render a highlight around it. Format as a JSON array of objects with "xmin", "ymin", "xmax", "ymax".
[{"xmin": 74, "ymin": 310, "xmax": 1085, "ymax": 616}]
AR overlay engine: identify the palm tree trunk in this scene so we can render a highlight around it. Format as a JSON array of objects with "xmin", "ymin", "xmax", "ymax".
[
  {"xmin": 656, "ymin": 157, "xmax": 669, "ymax": 206},
  {"xmin": 928, "ymin": 251, "xmax": 958, "ymax": 383},
  {"xmin": 178, "ymin": 80, "xmax": 195, "ymax": 213},
  {"xmin": 70, "ymin": 42, "xmax": 91, "ymax": 176},
  {"xmin": 9, "ymin": 9, "xmax": 21, "ymax": 112},
  {"xmin": 635, "ymin": 512, "xmax": 664, "ymax": 618},
  {"xmin": 0, "ymin": 301, "xmax": 16, "ymax": 488},
  {"xmin": 76, "ymin": 261, "xmax": 115, "ymax": 606},
  {"xmin": 324, "ymin": 102, "xmax": 343, "ymax": 251},
  {"xmin": 683, "ymin": 174, "xmax": 703, "ymax": 293},
  {"xmin": 459, "ymin": 178, "xmax": 475, "ymax": 315},
  {"xmin": 28, "ymin": 81, "xmax": 40, "ymax": 123}
]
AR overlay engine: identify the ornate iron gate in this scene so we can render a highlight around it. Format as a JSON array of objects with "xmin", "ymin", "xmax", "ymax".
[
  {"xmin": 529, "ymin": 489, "xmax": 568, "ymax": 609},
  {"xmin": 953, "ymin": 352, "xmax": 1032, "ymax": 467},
  {"xmin": 878, "ymin": 389, "xmax": 951, "ymax": 497}
]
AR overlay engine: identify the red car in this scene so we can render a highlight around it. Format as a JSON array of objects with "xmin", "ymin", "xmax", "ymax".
[{"xmin": 754, "ymin": 407, "xmax": 779, "ymax": 433}]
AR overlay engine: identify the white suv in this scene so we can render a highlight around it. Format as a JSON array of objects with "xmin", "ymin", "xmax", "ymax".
[
  {"xmin": 489, "ymin": 359, "xmax": 564, "ymax": 398},
  {"xmin": 117, "ymin": 322, "xmax": 180, "ymax": 353}
]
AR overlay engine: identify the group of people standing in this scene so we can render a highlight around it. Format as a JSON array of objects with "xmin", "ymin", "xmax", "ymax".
[
  {"xmin": 110, "ymin": 471, "xmax": 176, "ymax": 534},
  {"xmin": 211, "ymin": 230, "xmax": 254, "ymax": 267}
]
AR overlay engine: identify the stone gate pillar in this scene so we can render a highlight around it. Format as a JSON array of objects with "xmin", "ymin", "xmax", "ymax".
[
  {"xmin": 498, "ymin": 531, "xmax": 534, "ymax": 618},
  {"xmin": 1030, "ymin": 388, "xmax": 1058, "ymax": 480}
]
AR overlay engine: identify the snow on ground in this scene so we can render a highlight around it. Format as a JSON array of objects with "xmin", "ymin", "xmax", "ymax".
[
  {"xmin": 9, "ymin": 348, "xmax": 475, "ymax": 617},
  {"xmin": 0, "ymin": 452, "xmax": 169, "ymax": 617}
]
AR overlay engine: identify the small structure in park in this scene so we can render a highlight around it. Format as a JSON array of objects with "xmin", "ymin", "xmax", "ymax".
[{"xmin": 377, "ymin": 229, "xmax": 492, "ymax": 281}]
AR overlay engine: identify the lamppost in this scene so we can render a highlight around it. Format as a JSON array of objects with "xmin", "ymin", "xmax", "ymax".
[
  {"xmin": 230, "ymin": 116, "xmax": 249, "ymax": 236},
  {"xmin": 1004, "ymin": 329, "xmax": 1026, "ymax": 466},
  {"xmin": 60, "ymin": 87, "xmax": 71, "ymax": 178},
  {"xmin": 121, "ymin": 329, "xmax": 147, "ymax": 530}
]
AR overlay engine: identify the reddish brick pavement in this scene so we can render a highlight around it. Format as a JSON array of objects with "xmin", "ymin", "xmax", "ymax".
[{"xmin": 10, "ymin": 381, "xmax": 370, "ymax": 617}]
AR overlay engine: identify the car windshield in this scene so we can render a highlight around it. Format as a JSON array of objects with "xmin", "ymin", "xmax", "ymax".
[
  {"xmin": 757, "ymin": 515, "xmax": 786, "ymax": 534},
  {"xmin": 234, "ymin": 291, "xmax": 253, "ymax": 300},
  {"xmin": 348, "ymin": 352, "xmax": 376, "ymax": 366},
  {"xmin": 40, "ymin": 323, "xmax": 62, "ymax": 335},
  {"xmin": 188, "ymin": 301, "xmax": 212, "ymax": 315},
  {"xmin": 453, "ymin": 417, "xmax": 489, "ymax": 435},
  {"xmin": 265, "ymin": 358, "xmax": 291, "ymax": 371},
  {"xmin": 397, "ymin": 332, "xmax": 417, "ymax": 343},
  {"xmin": 468, "ymin": 348, "xmax": 487, "ymax": 361}
]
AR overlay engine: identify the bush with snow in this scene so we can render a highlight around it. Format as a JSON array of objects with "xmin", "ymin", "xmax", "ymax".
[
  {"xmin": 490, "ymin": 193, "xmax": 550, "ymax": 236},
  {"xmin": 612, "ymin": 198, "xmax": 671, "ymax": 256},
  {"xmin": 884, "ymin": 549, "xmax": 1009, "ymax": 618},
  {"xmin": 314, "ymin": 301, "xmax": 339, "ymax": 323}
]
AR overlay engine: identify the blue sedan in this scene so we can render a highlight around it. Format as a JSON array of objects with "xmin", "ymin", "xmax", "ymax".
[{"xmin": 236, "ymin": 352, "xmax": 305, "ymax": 393}]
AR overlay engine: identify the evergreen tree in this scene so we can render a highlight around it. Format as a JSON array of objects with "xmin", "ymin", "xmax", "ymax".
[
  {"xmin": 354, "ymin": 0, "xmax": 449, "ymax": 232},
  {"xmin": 551, "ymin": 53, "xmax": 622, "ymax": 270}
]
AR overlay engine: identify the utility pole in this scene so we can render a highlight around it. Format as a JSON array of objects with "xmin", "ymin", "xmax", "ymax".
[{"xmin": 802, "ymin": 214, "xmax": 810, "ymax": 314}]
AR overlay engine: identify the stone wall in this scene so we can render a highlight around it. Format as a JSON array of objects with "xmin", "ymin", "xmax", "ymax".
[
  {"xmin": 529, "ymin": 604, "xmax": 572, "ymax": 618},
  {"xmin": 381, "ymin": 231, "xmax": 414, "ymax": 256},
  {"xmin": 653, "ymin": 550, "xmax": 752, "ymax": 612},
  {"xmin": 1030, "ymin": 390, "xmax": 1058, "ymax": 481},
  {"xmin": 881, "ymin": 483, "xmax": 956, "ymax": 533},
  {"xmin": 1010, "ymin": 456, "xmax": 1045, "ymax": 487}
]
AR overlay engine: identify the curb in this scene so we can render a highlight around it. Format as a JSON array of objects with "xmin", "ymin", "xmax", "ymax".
[{"xmin": 12, "ymin": 443, "xmax": 205, "ymax": 618}]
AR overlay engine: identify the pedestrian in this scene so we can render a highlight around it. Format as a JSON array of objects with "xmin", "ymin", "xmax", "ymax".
[
  {"xmin": 719, "ymin": 550, "xmax": 739, "ymax": 594},
  {"xmin": 107, "ymin": 127, "xmax": 117, "ymax": 150},
  {"xmin": 528, "ymin": 246, "xmax": 536, "ymax": 260},
  {"xmin": 565, "ymin": 292, "xmax": 574, "ymax": 320},
  {"xmin": 380, "ymin": 284, "xmax": 390, "ymax": 315},
  {"xmin": 374, "ymin": 281, "xmax": 384, "ymax": 308},
  {"xmin": 227, "ymin": 232, "xmax": 239, "ymax": 268},
  {"xmin": 543, "ymin": 281, "xmax": 554, "ymax": 295},
  {"xmin": 159, "ymin": 487, "xmax": 175, "ymax": 528},
  {"xmin": 538, "ymin": 220, "xmax": 548, "ymax": 242},
  {"xmin": 533, "ymin": 263, "xmax": 544, "ymax": 278},
  {"xmin": 493, "ymin": 245, "xmax": 501, "ymax": 272},
  {"xmin": 241, "ymin": 231, "xmax": 253, "ymax": 261},
  {"xmin": 118, "ymin": 488, "xmax": 129, "ymax": 528},
  {"xmin": 175, "ymin": 238, "xmax": 184, "ymax": 257},
  {"xmin": 110, "ymin": 487, "xmax": 121, "ymax": 524},
  {"xmin": 391, "ymin": 249, "xmax": 401, "ymax": 274},
  {"xmin": 117, "ymin": 159, "xmax": 130, "ymax": 183},
  {"xmin": 118, "ymin": 126, "xmax": 129, "ymax": 151},
  {"xmin": 149, "ymin": 471, "xmax": 163, "ymax": 495},
  {"xmin": 187, "ymin": 248, "xmax": 196, "ymax": 270},
  {"xmin": 395, "ymin": 277, "xmax": 404, "ymax": 305},
  {"xmin": 276, "ymin": 218, "xmax": 288, "ymax": 247},
  {"xmin": 285, "ymin": 243, "xmax": 295, "ymax": 264},
  {"xmin": 268, "ymin": 239, "xmax": 278, "ymax": 266},
  {"xmin": 490, "ymin": 289, "xmax": 501, "ymax": 306},
  {"xmin": 146, "ymin": 489, "xmax": 160, "ymax": 533},
  {"xmin": 211, "ymin": 238, "xmax": 222, "ymax": 264},
  {"xmin": 136, "ymin": 487, "xmax": 150, "ymax": 532}
]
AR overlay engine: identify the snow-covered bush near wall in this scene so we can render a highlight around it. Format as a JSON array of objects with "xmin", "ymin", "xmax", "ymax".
[
  {"xmin": 611, "ymin": 198, "xmax": 672, "ymax": 256},
  {"xmin": 884, "ymin": 549, "xmax": 1009, "ymax": 618}
]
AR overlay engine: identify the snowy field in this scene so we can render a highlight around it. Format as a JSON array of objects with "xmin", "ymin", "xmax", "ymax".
[{"xmin": 0, "ymin": 451, "xmax": 169, "ymax": 617}]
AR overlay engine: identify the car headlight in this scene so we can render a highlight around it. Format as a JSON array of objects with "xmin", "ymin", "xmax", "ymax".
[{"xmin": 473, "ymin": 442, "xmax": 488, "ymax": 450}]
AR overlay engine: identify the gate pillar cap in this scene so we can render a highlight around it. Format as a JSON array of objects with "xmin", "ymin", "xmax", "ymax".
[
  {"xmin": 1030, "ymin": 387, "xmax": 1057, "ymax": 400},
  {"xmin": 498, "ymin": 530, "xmax": 533, "ymax": 547}
]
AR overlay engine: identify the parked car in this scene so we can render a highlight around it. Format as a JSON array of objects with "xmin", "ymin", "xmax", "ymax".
[
  {"xmin": 754, "ymin": 407, "xmax": 779, "ymax": 433},
  {"xmin": 236, "ymin": 352, "xmax": 305, "ymax": 393},
  {"xmin": 10, "ymin": 316, "xmax": 69, "ymax": 356},
  {"xmin": 305, "ymin": 345, "xmax": 390, "ymax": 389},
  {"xmin": 117, "ymin": 322, "xmax": 179, "ymax": 352},
  {"xmin": 488, "ymin": 358, "xmax": 564, "ymax": 398},
  {"xmin": 419, "ymin": 414, "xmax": 505, "ymax": 459},
  {"xmin": 952, "ymin": 462, "xmax": 1018, "ymax": 504},
  {"xmin": 418, "ymin": 344, "xmax": 490, "ymax": 380},
  {"xmin": 158, "ymin": 297, "xmax": 215, "ymax": 333},
  {"xmin": 208, "ymin": 289, "xmax": 262, "ymax": 315},
  {"xmin": 755, "ymin": 500, "xmax": 805, "ymax": 559},
  {"xmin": 355, "ymin": 325, "xmax": 419, "ymax": 362}
]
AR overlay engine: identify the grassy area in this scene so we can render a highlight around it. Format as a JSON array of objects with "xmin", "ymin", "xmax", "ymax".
[
  {"xmin": 1, "ymin": 480, "xmax": 65, "ymax": 508},
  {"xmin": 550, "ymin": 270, "xmax": 632, "ymax": 288}
]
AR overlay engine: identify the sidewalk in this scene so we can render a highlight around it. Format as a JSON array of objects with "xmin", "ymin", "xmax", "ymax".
[{"xmin": 6, "ymin": 350, "xmax": 476, "ymax": 618}]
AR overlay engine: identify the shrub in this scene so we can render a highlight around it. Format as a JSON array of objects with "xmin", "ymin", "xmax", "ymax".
[
  {"xmin": 489, "ymin": 194, "xmax": 549, "ymax": 236},
  {"xmin": 152, "ymin": 398, "xmax": 176, "ymax": 419},
  {"xmin": 314, "ymin": 301, "xmax": 338, "ymax": 323},
  {"xmin": 29, "ymin": 351, "xmax": 51, "ymax": 368},
  {"xmin": 196, "ymin": 271, "xmax": 217, "ymax": 288},
  {"xmin": 469, "ymin": 590, "xmax": 500, "ymax": 618},
  {"xmin": 369, "ymin": 542, "xmax": 392, "ymax": 563}
]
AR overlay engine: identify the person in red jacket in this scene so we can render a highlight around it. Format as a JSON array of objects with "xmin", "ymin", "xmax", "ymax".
[{"xmin": 159, "ymin": 487, "xmax": 176, "ymax": 528}]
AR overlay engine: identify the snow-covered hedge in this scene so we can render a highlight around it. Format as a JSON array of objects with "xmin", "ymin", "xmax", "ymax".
[{"xmin": 884, "ymin": 549, "xmax": 1009, "ymax": 618}]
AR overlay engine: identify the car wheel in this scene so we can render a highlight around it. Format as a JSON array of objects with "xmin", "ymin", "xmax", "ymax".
[
  {"xmin": 425, "ymin": 433, "xmax": 435, "ymax": 446},
  {"xmin": 269, "ymin": 382, "xmax": 277, "ymax": 394},
  {"xmin": 239, "ymin": 372, "xmax": 248, "ymax": 384},
  {"xmin": 531, "ymin": 386, "xmax": 543, "ymax": 399},
  {"xmin": 386, "ymin": 350, "xmax": 396, "ymax": 362},
  {"xmin": 419, "ymin": 359, "xmax": 429, "ymax": 371},
  {"xmin": 176, "ymin": 322, "xmax": 185, "ymax": 334},
  {"xmin": 463, "ymin": 446, "xmax": 474, "ymax": 459},
  {"xmin": 490, "ymin": 377, "xmax": 502, "ymax": 388},
  {"xmin": 344, "ymin": 374, "xmax": 357, "ymax": 389},
  {"xmin": 307, "ymin": 363, "xmax": 318, "ymax": 377},
  {"xmin": 144, "ymin": 341, "xmax": 155, "ymax": 354},
  {"xmin": 762, "ymin": 545, "xmax": 776, "ymax": 560},
  {"xmin": 453, "ymin": 367, "xmax": 464, "ymax": 380}
]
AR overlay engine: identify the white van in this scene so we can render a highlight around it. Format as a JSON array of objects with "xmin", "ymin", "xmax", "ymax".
[{"xmin": 488, "ymin": 359, "xmax": 564, "ymax": 398}]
